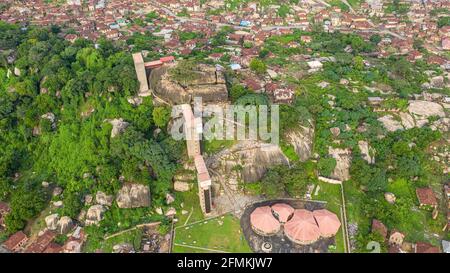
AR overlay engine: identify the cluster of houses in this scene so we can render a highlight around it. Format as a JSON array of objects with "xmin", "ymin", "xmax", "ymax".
[
  {"xmin": 1, "ymin": 226, "xmax": 86, "ymax": 253},
  {"xmin": 370, "ymin": 186, "xmax": 449, "ymax": 253},
  {"xmin": 1, "ymin": 1, "xmax": 449, "ymax": 54},
  {"xmin": 0, "ymin": 201, "xmax": 86, "ymax": 253},
  {"xmin": 1, "ymin": 1, "xmax": 449, "ymax": 105}
]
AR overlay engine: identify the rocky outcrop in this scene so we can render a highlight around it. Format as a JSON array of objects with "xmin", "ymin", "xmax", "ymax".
[
  {"xmin": 116, "ymin": 184, "xmax": 150, "ymax": 208},
  {"xmin": 408, "ymin": 100, "xmax": 445, "ymax": 118},
  {"xmin": 174, "ymin": 181, "xmax": 192, "ymax": 192},
  {"xmin": 358, "ymin": 140, "xmax": 375, "ymax": 164},
  {"xmin": 378, "ymin": 115, "xmax": 404, "ymax": 132},
  {"xmin": 45, "ymin": 214, "xmax": 59, "ymax": 230},
  {"xmin": 210, "ymin": 141, "xmax": 289, "ymax": 184},
  {"xmin": 106, "ymin": 118, "xmax": 129, "ymax": 138},
  {"xmin": 378, "ymin": 100, "xmax": 448, "ymax": 133},
  {"xmin": 127, "ymin": 96, "xmax": 143, "ymax": 106},
  {"xmin": 53, "ymin": 187, "xmax": 63, "ymax": 196},
  {"xmin": 95, "ymin": 191, "xmax": 113, "ymax": 206},
  {"xmin": 149, "ymin": 64, "xmax": 228, "ymax": 105},
  {"xmin": 165, "ymin": 193, "xmax": 175, "ymax": 205},
  {"xmin": 85, "ymin": 205, "xmax": 106, "ymax": 226},
  {"xmin": 399, "ymin": 112, "xmax": 415, "ymax": 129},
  {"xmin": 385, "ymin": 192, "xmax": 396, "ymax": 204},
  {"xmin": 41, "ymin": 112, "xmax": 56, "ymax": 129},
  {"xmin": 173, "ymin": 172, "xmax": 195, "ymax": 192},
  {"xmin": 113, "ymin": 243, "xmax": 134, "ymax": 253},
  {"xmin": 328, "ymin": 147, "xmax": 352, "ymax": 181},
  {"xmin": 330, "ymin": 127, "xmax": 340, "ymax": 138},
  {"xmin": 57, "ymin": 216, "xmax": 73, "ymax": 234},
  {"xmin": 165, "ymin": 207, "xmax": 177, "ymax": 217},
  {"xmin": 284, "ymin": 120, "xmax": 315, "ymax": 162}
]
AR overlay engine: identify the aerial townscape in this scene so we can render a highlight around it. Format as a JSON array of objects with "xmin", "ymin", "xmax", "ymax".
[{"xmin": 0, "ymin": 0, "xmax": 449, "ymax": 255}]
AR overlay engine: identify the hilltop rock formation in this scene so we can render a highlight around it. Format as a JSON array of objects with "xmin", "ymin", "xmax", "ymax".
[
  {"xmin": 284, "ymin": 119, "xmax": 315, "ymax": 162},
  {"xmin": 378, "ymin": 100, "xmax": 448, "ymax": 132},
  {"xmin": 57, "ymin": 216, "xmax": 73, "ymax": 234},
  {"xmin": 149, "ymin": 63, "xmax": 228, "ymax": 105},
  {"xmin": 116, "ymin": 183, "xmax": 151, "ymax": 208},
  {"xmin": 328, "ymin": 147, "xmax": 352, "ymax": 181},
  {"xmin": 210, "ymin": 141, "xmax": 289, "ymax": 184}
]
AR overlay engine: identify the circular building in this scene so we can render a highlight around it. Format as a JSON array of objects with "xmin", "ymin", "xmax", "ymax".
[
  {"xmin": 271, "ymin": 203, "xmax": 294, "ymax": 223},
  {"xmin": 250, "ymin": 206, "xmax": 281, "ymax": 236},
  {"xmin": 312, "ymin": 209, "xmax": 341, "ymax": 238},
  {"xmin": 284, "ymin": 209, "xmax": 320, "ymax": 245}
]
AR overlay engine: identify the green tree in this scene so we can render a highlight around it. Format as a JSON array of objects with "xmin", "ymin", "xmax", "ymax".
[
  {"xmin": 318, "ymin": 157, "xmax": 336, "ymax": 177},
  {"xmin": 249, "ymin": 58, "xmax": 267, "ymax": 75},
  {"xmin": 152, "ymin": 107, "xmax": 171, "ymax": 128}
]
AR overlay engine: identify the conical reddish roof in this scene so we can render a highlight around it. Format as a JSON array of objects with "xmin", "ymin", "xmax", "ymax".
[
  {"xmin": 250, "ymin": 206, "xmax": 281, "ymax": 235},
  {"xmin": 312, "ymin": 209, "xmax": 341, "ymax": 237},
  {"xmin": 271, "ymin": 203, "xmax": 294, "ymax": 223},
  {"xmin": 284, "ymin": 209, "xmax": 320, "ymax": 244}
]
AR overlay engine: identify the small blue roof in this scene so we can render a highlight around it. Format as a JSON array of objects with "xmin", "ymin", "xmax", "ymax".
[
  {"xmin": 240, "ymin": 20, "xmax": 251, "ymax": 26},
  {"xmin": 230, "ymin": 63, "xmax": 241, "ymax": 70}
]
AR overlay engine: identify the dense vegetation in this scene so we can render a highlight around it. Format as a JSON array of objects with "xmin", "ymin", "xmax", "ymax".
[{"xmin": 0, "ymin": 22, "xmax": 183, "ymax": 235}]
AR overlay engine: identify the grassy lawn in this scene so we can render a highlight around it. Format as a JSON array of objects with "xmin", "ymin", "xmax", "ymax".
[
  {"xmin": 84, "ymin": 228, "xmax": 143, "ymax": 253},
  {"xmin": 203, "ymin": 139, "xmax": 235, "ymax": 155},
  {"xmin": 312, "ymin": 180, "xmax": 346, "ymax": 253},
  {"xmin": 175, "ymin": 184, "xmax": 205, "ymax": 227},
  {"xmin": 173, "ymin": 214, "xmax": 252, "ymax": 253}
]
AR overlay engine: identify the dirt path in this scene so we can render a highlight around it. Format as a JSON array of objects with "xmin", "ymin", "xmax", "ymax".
[{"xmin": 104, "ymin": 222, "xmax": 161, "ymax": 240}]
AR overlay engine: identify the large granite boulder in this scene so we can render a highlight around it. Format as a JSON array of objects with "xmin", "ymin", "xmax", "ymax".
[
  {"xmin": 174, "ymin": 181, "xmax": 192, "ymax": 192},
  {"xmin": 149, "ymin": 63, "xmax": 228, "ymax": 105},
  {"xmin": 85, "ymin": 205, "xmax": 106, "ymax": 226},
  {"xmin": 116, "ymin": 184, "xmax": 151, "ymax": 208},
  {"xmin": 328, "ymin": 147, "xmax": 352, "ymax": 181},
  {"xmin": 378, "ymin": 115, "xmax": 404, "ymax": 132},
  {"xmin": 45, "ymin": 214, "xmax": 59, "ymax": 230},
  {"xmin": 106, "ymin": 118, "xmax": 129, "ymax": 138},
  {"xmin": 284, "ymin": 120, "xmax": 315, "ymax": 162},
  {"xmin": 57, "ymin": 216, "xmax": 73, "ymax": 234},
  {"xmin": 379, "ymin": 101, "xmax": 447, "ymax": 132},
  {"xmin": 211, "ymin": 141, "xmax": 289, "ymax": 183},
  {"xmin": 408, "ymin": 100, "xmax": 445, "ymax": 118},
  {"xmin": 358, "ymin": 140, "xmax": 375, "ymax": 164},
  {"xmin": 95, "ymin": 191, "xmax": 114, "ymax": 206}
]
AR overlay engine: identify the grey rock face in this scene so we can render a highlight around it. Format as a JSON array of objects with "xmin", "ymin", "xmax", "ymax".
[
  {"xmin": 45, "ymin": 214, "xmax": 59, "ymax": 230},
  {"xmin": 284, "ymin": 120, "xmax": 315, "ymax": 162},
  {"xmin": 408, "ymin": 100, "xmax": 445, "ymax": 118},
  {"xmin": 211, "ymin": 141, "xmax": 289, "ymax": 183},
  {"xmin": 328, "ymin": 147, "xmax": 352, "ymax": 182},
  {"xmin": 174, "ymin": 181, "xmax": 192, "ymax": 192},
  {"xmin": 149, "ymin": 64, "xmax": 228, "ymax": 105},
  {"xmin": 95, "ymin": 191, "xmax": 113, "ymax": 206},
  {"xmin": 107, "ymin": 118, "xmax": 129, "ymax": 138},
  {"xmin": 85, "ymin": 205, "xmax": 106, "ymax": 226},
  {"xmin": 358, "ymin": 140, "xmax": 375, "ymax": 164},
  {"xmin": 57, "ymin": 216, "xmax": 73, "ymax": 234},
  {"xmin": 116, "ymin": 184, "xmax": 151, "ymax": 208}
]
